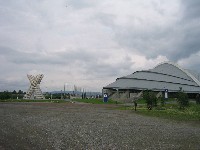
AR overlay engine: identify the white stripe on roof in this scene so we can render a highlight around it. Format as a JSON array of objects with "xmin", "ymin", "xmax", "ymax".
[{"xmin": 154, "ymin": 61, "xmax": 200, "ymax": 86}]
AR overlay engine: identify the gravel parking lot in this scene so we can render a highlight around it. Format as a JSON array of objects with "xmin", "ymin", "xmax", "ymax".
[{"xmin": 0, "ymin": 102, "xmax": 200, "ymax": 150}]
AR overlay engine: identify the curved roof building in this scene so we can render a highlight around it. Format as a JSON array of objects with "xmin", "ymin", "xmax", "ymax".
[{"xmin": 103, "ymin": 62, "xmax": 200, "ymax": 100}]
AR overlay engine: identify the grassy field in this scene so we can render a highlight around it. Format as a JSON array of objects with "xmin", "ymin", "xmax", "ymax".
[
  {"xmin": 72, "ymin": 98, "xmax": 119, "ymax": 104},
  {"xmin": 119, "ymin": 103, "xmax": 200, "ymax": 122},
  {"xmin": 136, "ymin": 98, "xmax": 177, "ymax": 104},
  {"xmin": 0, "ymin": 98, "xmax": 118, "ymax": 104}
]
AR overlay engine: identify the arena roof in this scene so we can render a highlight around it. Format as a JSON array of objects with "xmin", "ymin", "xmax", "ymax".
[{"xmin": 104, "ymin": 62, "xmax": 200, "ymax": 93}]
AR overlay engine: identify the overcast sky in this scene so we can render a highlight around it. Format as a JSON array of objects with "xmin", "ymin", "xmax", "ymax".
[{"xmin": 0, "ymin": 0, "xmax": 200, "ymax": 92}]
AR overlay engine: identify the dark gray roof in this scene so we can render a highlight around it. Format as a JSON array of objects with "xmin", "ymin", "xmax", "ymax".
[{"xmin": 104, "ymin": 62, "xmax": 200, "ymax": 93}]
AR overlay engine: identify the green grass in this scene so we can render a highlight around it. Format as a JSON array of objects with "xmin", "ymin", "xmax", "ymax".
[
  {"xmin": 0, "ymin": 98, "xmax": 119, "ymax": 104},
  {"xmin": 137, "ymin": 98, "xmax": 177, "ymax": 105},
  {"xmin": 136, "ymin": 98, "xmax": 146, "ymax": 104},
  {"xmin": 72, "ymin": 98, "xmax": 119, "ymax": 104},
  {"xmin": 0, "ymin": 99, "xmax": 67, "ymax": 103},
  {"xmin": 117, "ymin": 103, "xmax": 200, "ymax": 122}
]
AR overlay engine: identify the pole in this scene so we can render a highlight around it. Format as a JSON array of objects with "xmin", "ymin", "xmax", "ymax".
[{"xmin": 64, "ymin": 84, "xmax": 65, "ymax": 99}]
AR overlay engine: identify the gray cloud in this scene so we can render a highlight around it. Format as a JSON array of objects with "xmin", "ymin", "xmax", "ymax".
[
  {"xmin": 161, "ymin": 0, "xmax": 200, "ymax": 61},
  {"xmin": 0, "ymin": 0, "xmax": 199, "ymax": 92},
  {"xmin": 0, "ymin": 46, "xmax": 63, "ymax": 65},
  {"xmin": 181, "ymin": 0, "xmax": 200, "ymax": 20},
  {"xmin": 91, "ymin": 0, "xmax": 200, "ymax": 61},
  {"xmin": 0, "ymin": 45, "xmax": 133, "ymax": 81}
]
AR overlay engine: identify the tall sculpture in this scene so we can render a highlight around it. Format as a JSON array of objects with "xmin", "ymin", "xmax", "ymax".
[{"xmin": 23, "ymin": 74, "xmax": 45, "ymax": 99}]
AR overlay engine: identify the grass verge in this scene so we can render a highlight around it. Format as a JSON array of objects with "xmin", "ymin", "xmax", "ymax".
[
  {"xmin": 117, "ymin": 103, "xmax": 200, "ymax": 122},
  {"xmin": 73, "ymin": 98, "xmax": 119, "ymax": 104}
]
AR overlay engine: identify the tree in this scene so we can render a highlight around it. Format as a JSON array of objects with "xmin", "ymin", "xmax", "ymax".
[
  {"xmin": 81, "ymin": 92, "xmax": 87, "ymax": 99},
  {"xmin": 160, "ymin": 97, "xmax": 165, "ymax": 106},
  {"xmin": 196, "ymin": 94, "xmax": 200, "ymax": 105},
  {"xmin": 18, "ymin": 90, "xmax": 23, "ymax": 94},
  {"xmin": 12, "ymin": 90, "xmax": 17, "ymax": 94},
  {"xmin": 143, "ymin": 90, "xmax": 157, "ymax": 110},
  {"xmin": 0, "ymin": 91, "xmax": 12, "ymax": 100},
  {"xmin": 176, "ymin": 91, "xmax": 189, "ymax": 109}
]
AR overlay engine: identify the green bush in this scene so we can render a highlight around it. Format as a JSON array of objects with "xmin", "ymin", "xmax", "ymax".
[
  {"xmin": 160, "ymin": 97, "xmax": 165, "ymax": 106},
  {"xmin": 143, "ymin": 90, "xmax": 157, "ymax": 110},
  {"xmin": 176, "ymin": 91, "xmax": 189, "ymax": 109},
  {"xmin": 196, "ymin": 94, "xmax": 200, "ymax": 105}
]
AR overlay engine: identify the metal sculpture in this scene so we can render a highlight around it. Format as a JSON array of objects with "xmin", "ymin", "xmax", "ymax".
[{"xmin": 23, "ymin": 74, "xmax": 45, "ymax": 99}]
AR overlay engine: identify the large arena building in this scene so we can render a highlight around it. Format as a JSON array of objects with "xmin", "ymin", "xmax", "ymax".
[{"xmin": 103, "ymin": 62, "xmax": 200, "ymax": 101}]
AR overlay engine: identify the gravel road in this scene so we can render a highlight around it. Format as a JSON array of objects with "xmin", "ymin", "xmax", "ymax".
[{"xmin": 0, "ymin": 102, "xmax": 200, "ymax": 150}]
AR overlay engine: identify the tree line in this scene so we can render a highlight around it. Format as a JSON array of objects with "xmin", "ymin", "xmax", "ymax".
[{"xmin": 0, "ymin": 90, "xmax": 25, "ymax": 100}]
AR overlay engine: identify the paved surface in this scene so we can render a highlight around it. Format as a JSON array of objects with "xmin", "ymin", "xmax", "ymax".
[{"xmin": 0, "ymin": 102, "xmax": 200, "ymax": 150}]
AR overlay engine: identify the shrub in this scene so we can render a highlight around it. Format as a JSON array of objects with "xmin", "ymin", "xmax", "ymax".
[
  {"xmin": 158, "ymin": 96, "xmax": 165, "ymax": 106},
  {"xmin": 143, "ymin": 90, "xmax": 157, "ymax": 110},
  {"xmin": 176, "ymin": 91, "xmax": 189, "ymax": 109},
  {"xmin": 161, "ymin": 98, "xmax": 165, "ymax": 106},
  {"xmin": 196, "ymin": 94, "xmax": 200, "ymax": 105}
]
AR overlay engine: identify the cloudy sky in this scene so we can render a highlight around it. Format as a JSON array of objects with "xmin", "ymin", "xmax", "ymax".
[{"xmin": 0, "ymin": 0, "xmax": 200, "ymax": 92}]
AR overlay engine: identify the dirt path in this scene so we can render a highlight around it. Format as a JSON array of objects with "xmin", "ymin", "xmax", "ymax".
[{"xmin": 0, "ymin": 102, "xmax": 200, "ymax": 149}]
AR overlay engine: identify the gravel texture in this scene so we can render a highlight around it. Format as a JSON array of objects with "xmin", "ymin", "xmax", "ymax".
[{"xmin": 0, "ymin": 102, "xmax": 200, "ymax": 150}]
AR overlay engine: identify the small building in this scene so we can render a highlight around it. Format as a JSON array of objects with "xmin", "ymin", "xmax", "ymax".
[{"xmin": 103, "ymin": 62, "xmax": 200, "ymax": 102}]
